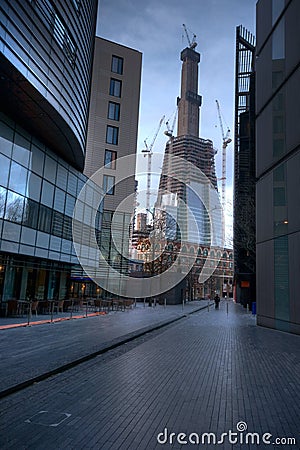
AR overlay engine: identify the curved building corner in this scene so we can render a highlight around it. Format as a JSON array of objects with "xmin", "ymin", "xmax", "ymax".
[
  {"xmin": 0, "ymin": 0, "xmax": 98, "ymax": 171},
  {"xmin": 0, "ymin": 0, "xmax": 100, "ymax": 309}
]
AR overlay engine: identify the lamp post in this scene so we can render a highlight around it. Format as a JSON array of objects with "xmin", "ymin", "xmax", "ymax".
[{"xmin": 146, "ymin": 208, "xmax": 156, "ymax": 306}]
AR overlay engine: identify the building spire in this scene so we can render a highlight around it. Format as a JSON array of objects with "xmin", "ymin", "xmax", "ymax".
[{"xmin": 177, "ymin": 46, "xmax": 202, "ymax": 138}]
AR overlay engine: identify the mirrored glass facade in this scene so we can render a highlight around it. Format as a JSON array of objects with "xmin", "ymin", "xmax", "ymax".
[
  {"xmin": 0, "ymin": 112, "xmax": 102, "ymax": 302},
  {"xmin": 0, "ymin": 0, "xmax": 98, "ymax": 170},
  {"xmin": 0, "ymin": 0, "xmax": 99, "ymax": 307}
]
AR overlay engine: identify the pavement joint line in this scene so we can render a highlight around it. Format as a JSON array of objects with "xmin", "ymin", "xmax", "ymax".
[
  {"xmin": 0, "ymin": 304, "xmax": 209, "ymax": 400},
  {"xmin": 0, "ymin": 312, "xmax": 107, "ymax": 330}
]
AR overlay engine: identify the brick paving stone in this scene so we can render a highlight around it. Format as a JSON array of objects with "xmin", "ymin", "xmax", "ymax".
[
  {"xmin": 0, "ymin": 301, "xmax": 299, "ymax": 449},
  {"xmin": 0, "ymin": 301, "xmax": 206, "ymax": 395}
]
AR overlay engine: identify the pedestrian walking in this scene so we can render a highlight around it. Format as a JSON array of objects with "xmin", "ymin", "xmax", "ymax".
[{"xmin": 214, "ymin": 293, "xmax": 220, "ymax": 309}]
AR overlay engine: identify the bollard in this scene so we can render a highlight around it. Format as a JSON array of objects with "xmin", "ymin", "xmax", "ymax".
[
  {"xmin": 85, "ymin": 300, "xmax": 88, "ymax": 318},
  {"xmin": 50, "ymin": 300, "xmax": 54, "ymax": 323},
  {"xmin": 207, "ymin": 301, "xmax": 210, "ymax": 312},
  {"xmin": 154, "ymin": 297, "xmax": 156, "ymax": 308},
  {"xmin": 134, "ymin": 298, "xmax": 137, "ymax": 308},
  {"xmin": 164, "ymin": 298, "xmax": 166, "ymax": 308},
  {"xmin": 70, "ymin": 299, "xmax": 74, "ymax": 319},
  {"xmin": 144, "ymin": 298, "xmax": 146, "ymax": 308},
  {"xmin": 226, "ymin": 302, "xmax": 229, "ymax": 315},
  {"xmin": 27, "ymin": 300, "xmax": 32, "ymax": 326}
]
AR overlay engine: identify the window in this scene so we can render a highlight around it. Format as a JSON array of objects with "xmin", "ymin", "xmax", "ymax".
[
  {"xmin": 52, "ymin": 210, "xmax": 64, "ymax": 237},
  {"xmin": 111, "ymin": 56, "xmax": 123, "ymax": 75},
  {"xmin": 53, "ymin": 13, "xmax": 65, "ymax": 49},
  {"xmin": 106, "ymin": 126, "xmax": 119, "ymax": 145},
  {"xmin": 63, "ymin": 33, "xmax": 77, "ymax": 66},
  {"xmin": 272, "ymin": 18, "xmax": 285, "ymax": 60},
  {"xmin": 104, "ymin": 150, "xmax": 117, "ymax": 169},
  {"xmin": 274, "ymin": 236, "xmax": 289, "ymax": 321},
  {"xmin": 23, "ymin": 199, "xmax": 39, "ymax": 229},
  {"xmin": 273, "ymin": 116, "xmax": 284, "ymax": 133},
  {"xmin": 273, "ymin": 138, "xmax": 285, "ymax": 157},
  {"xmin": 272, "ymin": 71, "xmax": 283, "ymax": 90},
  {"xmin": 72, "ymin": 0, "xmax": 81, "ymax": 11},
  {"xmin": 103, "ymin": 175, "xmax": 115, "ymax": 195},
  {"xmin": 0, "ymin": 153, "xmax": 10, "ymax": 187},
  {"xmin": 9, "ymin": 162, "xmax": 28, "ymax": 196},
  {"xmin": 33, "ymin": 0, "xmax": 76, "ymax": 66},
  {"xmin": 5, "ymin": 191, "xmax": 24, "ymax": 223},
  {"xmin": 53, "ymin": 14, "xmax": 77, "ymax": 66},
  {"xmin": 274, "ymin": 187, "xmax": 286, "ymax": 206},
  {"xmin": 109, "ymin": 78, "xmax": 122, "ymax": 97},
  {"xmin": 108, "ymin": 102, "xmax": 120, "ymax": 121},
  {"xmin": 0, "ymin": 187, "xmax": 7, "ymax": 218},
  {"xmin": 38, "ymin": 204, "xmax": 52, "ymax": 234},
  {"xmin": 272, "ymin": 0, "xmax": 285, "ymax": 24}
]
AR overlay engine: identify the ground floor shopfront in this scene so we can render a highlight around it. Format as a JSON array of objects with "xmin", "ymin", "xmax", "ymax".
[
  {"xmin": 0, "ymin": 253, "xmax": 102, "ymax": 315},
  {"xmin": 0, "ymin": 253, "xmax": 70, "ymax": 304}
]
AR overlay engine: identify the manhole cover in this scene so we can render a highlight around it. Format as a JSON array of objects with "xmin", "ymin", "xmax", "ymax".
[{"xmin": 25, "ymin": 411, "xmax": 71, "ymax": 427}]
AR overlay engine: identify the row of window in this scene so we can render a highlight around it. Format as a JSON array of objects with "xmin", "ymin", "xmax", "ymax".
[
  {"xmin": 31, "ymin": 0, "xmax": 77, "ymax": 66},
  {"xmin": 100, "ymin": 208, "xmax": 131, "ymax": 273},
  {"xmin": 103, "ymin": 55, "xmax": 124, "ymax": 198},
  {"xmin": 0, "ymin": 191, "xmax": 102, "ymax": 242},
  {"xmin": 104, "ymin": 148, "xmax": 117, "ymax": 195},
  {"xmin": 107, "ymin": 78, "xmax": 121, "ymax": 147},
  {"xmin": 0, "ymin": 153, "xmax": 88, "ymax": 216}
]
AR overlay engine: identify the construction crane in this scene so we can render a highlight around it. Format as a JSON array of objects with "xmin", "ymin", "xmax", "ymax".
[
  {"xmin": 163, "ymin": 108, "xmax": 178, "ymax": 194},
  {"xmin": 215, "ymin": 99, "xmax": 232, "ymax": 209},
  {"xmin": 182, "ymin": 23, "xmax": 197, "ymax": 49},
  {"xmin": 164, "ymin": 107, "xmax": 178, "ymax": 138},
  {"xmin": 142, "ymin": 115, "xmax": 165, "ymax": 218}
]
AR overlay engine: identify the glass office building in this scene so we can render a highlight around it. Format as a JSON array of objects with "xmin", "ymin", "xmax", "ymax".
[
  {"xmin": 256, "ymin": 0, "xmax": 300, "ymax": 334},
  {"xmin": 0, "ymin": 113, "xmax": 102, "ymax": 301},
  {"xmin": 0, "ymin": 0, "xmax": 98, "ymax": 306}
]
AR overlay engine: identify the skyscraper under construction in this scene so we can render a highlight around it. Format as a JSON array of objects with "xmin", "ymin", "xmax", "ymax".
[
  {"xmin": 155, "ymin": 33, "xmax": 224, "ymax": 303},
  {"xmin": 158, "ymin": 36, "xmax": 218, "ymax": 246}
]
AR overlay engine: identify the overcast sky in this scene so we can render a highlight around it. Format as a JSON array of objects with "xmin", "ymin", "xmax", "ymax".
[{"xmin": 96, "ymin": 0, "xmax": 257, "ymax": 229}]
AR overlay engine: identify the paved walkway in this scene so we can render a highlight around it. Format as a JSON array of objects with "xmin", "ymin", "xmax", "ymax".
[
  {"xmin": 1, "ymin": 301, "xmax": 299, "ymax": 450},
  {"xmin": 0, "ymin": 300, "xmax": 208, "ymax": 396}
]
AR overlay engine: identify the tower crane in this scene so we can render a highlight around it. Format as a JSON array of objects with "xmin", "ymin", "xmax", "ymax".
[
  {"xmin": 215, "ymin": 99, "xmax": 232, "ymax": 209},
  {"xmin": 142, "ymin": 115, "xmax": 165, "ymax": 218},
  {"xmin": 164, "ymin": 108, "xmax": 178, "ymax": 194},
  {"xmin": 182, "ymin": 24, "xmax": 197, "ymax": 50},
  {"xmin": 164, "ymin": 107, "xmax": 178, "ymax": 138}
]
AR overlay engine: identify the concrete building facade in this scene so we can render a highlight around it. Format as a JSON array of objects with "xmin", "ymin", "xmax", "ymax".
[
  {"xmin": 256, "ymin": 0, "xmax": 300, "ymax": 334},
  {"xmin": 84, "ymin": 37, "xmax": 142, "ymax": 295}
]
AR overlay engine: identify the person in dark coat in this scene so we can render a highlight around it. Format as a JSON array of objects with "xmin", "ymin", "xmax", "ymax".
[{"xmin": 214, "ymin": 293, "xmax": 220, "ymax": 309}]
